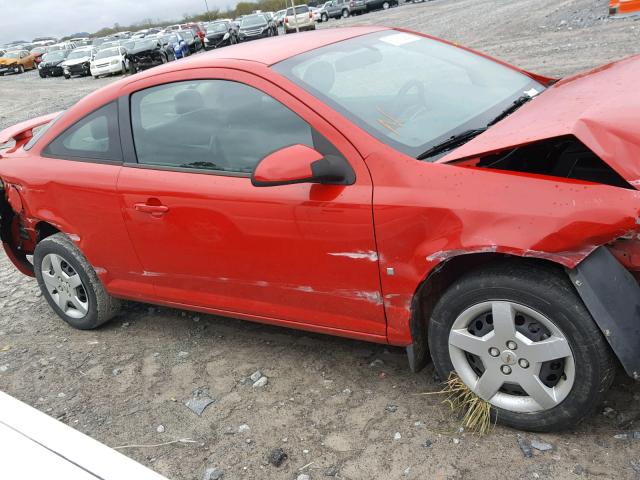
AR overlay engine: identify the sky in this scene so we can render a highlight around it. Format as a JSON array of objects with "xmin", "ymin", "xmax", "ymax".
[{"xmin": 1, "ymin": 0, "xmax": 237, "ymax": 44}]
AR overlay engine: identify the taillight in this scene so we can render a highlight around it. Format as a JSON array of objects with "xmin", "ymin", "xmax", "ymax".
[
  {"xmin": 309, "ymin": 11, "xmax": 313, "ymax": 18},
  {"xmin": 284, "ymin": 16, "xmax": 288, "ymax": 23}
]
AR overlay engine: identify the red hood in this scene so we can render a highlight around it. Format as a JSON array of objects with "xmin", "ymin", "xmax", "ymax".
[{"xmin": 439, "ymin": 55, "xmax": 640, "ymax": 184}]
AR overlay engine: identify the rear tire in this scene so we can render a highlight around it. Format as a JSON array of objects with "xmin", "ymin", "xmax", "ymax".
[
  {"xmin": 342, "ymin": 8, "xmax": 350, "ymax": 17},
  {"xmin": 383, "ymin": 1, "xmax": 390, "ymax": 8},
  {"xmin": 322, "ymin": 13, "xmax": 328, "ymax": 21},
  {"xmin": 18, "ymin": 65, "xmax": 24, "ymax": 74},
  {"xmin": 34, "ymin": 233, "xmax": 121, "ymax": 330},
  {"xmin": 428, "ymin": 261, "xmax": 615, "ymax": 432}
]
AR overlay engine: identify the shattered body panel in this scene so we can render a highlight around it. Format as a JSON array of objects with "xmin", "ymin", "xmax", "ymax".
[{"xmin": 440, "ymin": 55, "xmax": 640, "ymax": 185}]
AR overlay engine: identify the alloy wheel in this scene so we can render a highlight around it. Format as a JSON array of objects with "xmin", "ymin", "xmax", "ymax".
[
  {"xmin": 448, "ymin": 301, "xmax": 575, "ymax": 412},
  {"xmin": 41, "ymin": 253, "xmax": 89, "ymax": 319}
]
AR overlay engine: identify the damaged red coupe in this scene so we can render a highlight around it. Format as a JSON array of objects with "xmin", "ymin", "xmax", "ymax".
[{"xmin": 1, "ymin": 27, "xmax": 639, "ymax": 431}]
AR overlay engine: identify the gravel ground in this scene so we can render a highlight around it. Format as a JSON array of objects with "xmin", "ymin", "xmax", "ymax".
[{"xmin": 2, "ymin": 1, "xmax": 640, "ymax": 479}]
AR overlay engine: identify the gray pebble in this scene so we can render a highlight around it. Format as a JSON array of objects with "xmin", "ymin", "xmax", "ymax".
[
  {"xmin": 203, "ymin": 467, "xmax": 224, "ymax": 480},
  {"xmin": 530, "ymin": 439, "xmax": 553, "ymax": 451},
  {"xmin": 267, "ymin": 447, "xmax": 287, "ymax": 467},
  {"xmin": 517, "ymin": 435, "xmax": 533, "ymax": 458},
  {"xmin": 253, "ymin": 376, "xmax": 268, "ymax": 388}
]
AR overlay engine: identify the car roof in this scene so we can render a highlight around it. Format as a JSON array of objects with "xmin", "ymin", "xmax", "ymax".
[{"xmin": 176, "ymin": 26, "xmax": 386, "ymax": 66}]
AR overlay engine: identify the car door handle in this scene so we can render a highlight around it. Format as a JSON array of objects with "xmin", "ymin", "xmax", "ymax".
[{"xmin": 134, "ymin": 203, "xmax": 169, "ymax": 216}]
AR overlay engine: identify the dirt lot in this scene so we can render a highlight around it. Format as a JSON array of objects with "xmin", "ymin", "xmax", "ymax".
[{"xmin": 1, "ymin": 0, "xmax": 640, "ymax": 479}]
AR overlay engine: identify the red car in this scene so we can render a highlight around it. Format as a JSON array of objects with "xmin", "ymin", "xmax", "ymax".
[
  {"xmin": 1, "ymin": 27, "xmax": 639, "ymax": 432},
  {"xmin": 181, "ymin": 22, "xmax": 207, "ymax": 43}
]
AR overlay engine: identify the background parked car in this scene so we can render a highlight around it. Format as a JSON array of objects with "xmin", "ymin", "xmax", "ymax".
[
  {"xmin": 47, "ymin": 42, "xmax": 77, "ymax": 53},
  {"xmin": 37, "ymin": 49, "xmax": 70, "ymax": 77},
  {"xmin": 365, "ymin": 0, "xmax": 398, "ymax": 10},
  {"xmin": 30, "ymin": 45, "xmax": 48, "ymax": 64},
  {"xmin": 0, "ymin": 50, "xmax": 36, "ymax": 75},
  {"xmin": 159, "ymin": 33, "xmax": 189, "ymax": 58},
  {"xmin": 60, "ymin": 47, "xmax": 96, "ymax": 78},
  {"xmin": 90, "ymin": 46, "xmax": 129, "ymax": 78},
  {"xmin": 37, "ymin": 50, "xmax": 69, "ymax": 77},
  {"xmin": 284, "ymin": 5, "xmax": 316, "ymax": 33},
  {"xmin": 239, "ymin": 14, "xmax": 274, "ymax": 41},
  {"xmin": 275, "ymin": 9, "xmax": 287, "ymax": 25},
  {"xmin": 126, "ymin": 38, "xmax": 173, "ymax": 73},
  {"xmin": 181, "ymin": 23, "xmax": 207, "ymax": 45},
  {"xmin": 178, "ymin": 29, "xmax": 202, "ymax": 53},
  {"xmin": 262, "ymin": 12, "xmax": 280, "ymax": 36},
  {"xmin": 153, "ymin": 35, "xmax": 178, "ymax": 61},
  {"xmin": 326, "ymin": 0, "xmax": 367, "ymax": 18},
  {"xmin": 204, "ymin": 20, "xmax": 239, "ymax": 49}
]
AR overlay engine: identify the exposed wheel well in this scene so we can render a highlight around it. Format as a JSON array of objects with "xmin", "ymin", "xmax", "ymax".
[
  {"xmin": 408, "ymin": 253, "xmax": 564, "ymax": 372},
  {"xmin": 36, "ymin": 221, "xmax": 60, "ymax": 242}
]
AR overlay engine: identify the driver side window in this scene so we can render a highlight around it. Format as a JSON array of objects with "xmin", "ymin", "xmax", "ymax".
[{"xmin": 129, "ymin": 80, "xmax": 322, "ymax": 174}]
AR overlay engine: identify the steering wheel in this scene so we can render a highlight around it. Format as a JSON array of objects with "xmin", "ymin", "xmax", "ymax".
[{"xmin": 393, "ymin": 79, "xmax": 429, "ymax": 120}]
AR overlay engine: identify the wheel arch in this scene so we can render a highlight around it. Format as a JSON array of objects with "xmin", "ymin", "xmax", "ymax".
[{"xmin": 406, "ymin": 251, "xmax": 565, "ymax": 372}]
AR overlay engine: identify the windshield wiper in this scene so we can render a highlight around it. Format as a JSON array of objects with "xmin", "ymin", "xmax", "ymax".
[
  {"xmin": 416, "ymin": 128, "xmax": 487, "ymax": 160},
  {"xmin": 416, "ymin": 92, "xmax": 539, "ymax": 160},
  {"xmin": 486, "ymin": 93, "xmax": 535, "ymax": 127}
]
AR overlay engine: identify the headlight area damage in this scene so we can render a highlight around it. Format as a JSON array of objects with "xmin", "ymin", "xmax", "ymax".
[
  {"xmin": 0, "ymin": 112, "xmax": 61, "ymax": 276},
  {"xmin": 380, "ymin": 56, "xmax": 640, "ymax": 380}
]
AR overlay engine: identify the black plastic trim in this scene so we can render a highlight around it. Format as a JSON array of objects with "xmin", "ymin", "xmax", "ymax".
[{"xmin": 567, "ymin": 246, "xmax": 640, "ymax": 380}]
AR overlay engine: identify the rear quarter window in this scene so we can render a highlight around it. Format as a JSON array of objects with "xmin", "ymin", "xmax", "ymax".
[{"xmin": 42, "ymin": 102, "xmax": 122, "ymax": 162}]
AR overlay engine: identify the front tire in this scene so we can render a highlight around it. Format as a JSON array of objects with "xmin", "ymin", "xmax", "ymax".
[
  {"xmin": 342, "ymin": 8, "xmax": 350, "ymax": 17},
  {"xmin": 428, "ymin": 262, "xmax": 615, "ymax": 432},
  {"xmin": 321, "ymin": 13, "xmax": 328, "ymax": 21},
  {"xmin": 34, "ymin": 233, "xmax": 121, "ymax": 330}
]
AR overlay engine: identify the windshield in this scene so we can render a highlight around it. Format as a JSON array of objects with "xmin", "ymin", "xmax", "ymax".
[
  {"xmin": 67, "ymin": 50, "xmax": 90, "ymax": 60},
  {"xmin": 134, "ymin": 39, "xmax": 156, "ymax": 50},
  {"xmin": 275, "ymin": 31, "xmax": 543, "ymax": 160},
  {"xmin": 207, "ymin": 22, "xmax": 228, "ymax": 33},
  {"xmin": 48, "ymin": 45, "xmax": 63, "ymax": 52},
  {"xmin": 181, "ymin": 31, "xmax": 194, "ymax": 40},
  {"xmin": 4, "ymin": 52, "xmax": 20, "ymax": 58},
  {"xmin": 43, "ymin": 51, "xmax": 66, "ymax": 62},
  {"xmin": 241, "ymin": 15, "xmax": 266, "ymax": 27},
  {"xmin": 167, "ymin": 35, "xmax": 179, "ymax": 43},
  {"xmin": 95, "ymin": 47, "xmax": 119, "ymax": 59},
  {"xmin": 32, "ymin": 47, "xmax": 47, "ymax": 54}
]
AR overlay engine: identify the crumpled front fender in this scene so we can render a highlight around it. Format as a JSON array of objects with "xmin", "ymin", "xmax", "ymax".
[{"xmin": 364, "ymin": 149, "xmax": 640, "ymax": 345}]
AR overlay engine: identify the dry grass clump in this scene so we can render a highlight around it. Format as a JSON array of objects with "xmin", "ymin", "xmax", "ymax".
[{"xmin": 428, "ymin": 372, "xmax": 495, "ymax": 435}]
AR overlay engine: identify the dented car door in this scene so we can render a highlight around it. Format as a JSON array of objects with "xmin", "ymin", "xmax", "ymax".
[{"xmin": 116, "ymin": 69, "xmax": 386, "ymax": 337}]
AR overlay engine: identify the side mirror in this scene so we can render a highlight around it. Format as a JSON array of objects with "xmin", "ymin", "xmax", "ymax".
[{"xmin": 251, "ymin": 144, "xmax": 354, "ymax": 187}]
